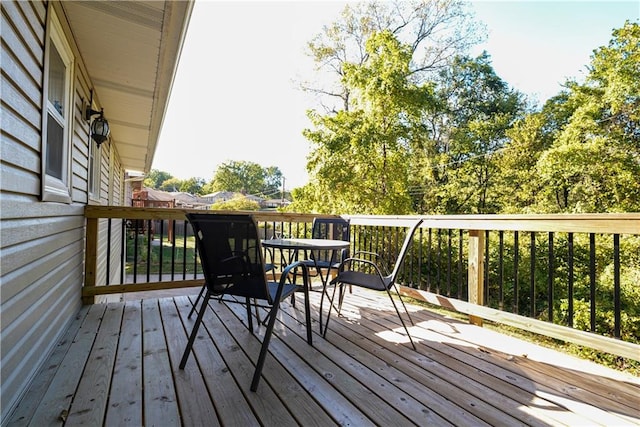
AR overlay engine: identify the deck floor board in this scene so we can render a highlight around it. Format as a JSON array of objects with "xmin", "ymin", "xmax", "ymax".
[{"xmin": 8, "ymin": 287, "xmax": 639, "ymax": 426}]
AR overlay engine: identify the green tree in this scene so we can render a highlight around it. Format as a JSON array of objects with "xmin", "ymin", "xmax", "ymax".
[
  {"xmin": 179, "ymin": 177, "xmax": 206, "ymax": 194},
  {"xmin": 210, "ymin": 195, "xmax": 260, "ymax": 211},
  {"xmin": 293, "ymin": 31, "xmax": 433, "ymax": 214},
  {"xmin": 304, "ymin": 0, "xmax": 483, "ymax": 112},
  {"xmin": 159, "ymin": 177, "xmax": 183, "ymax": 192},
  {"xmin": 211, "ymin": 160, "xmax": 284, "ymax": 197},
  {"xmin": 263, "ymin": 166, "xmax": 283, "ymax": 197},
  {"xmin": 412, "ymin": 52, "xmax": 526, "ymax": 213},
  {"xmin": 534, "ymin": 22, "xmax": 640, "ymax": 212},
  {"xmin": 211, "ymin": 161, "xmax": 265, "ymax": 194},
  {"xmin": 494, "ymin": 93, "xmax": 576, "ymax": 212},
  {"xmin": 144, "ymin": 169, "xmax": 173, "ymax": 189}
]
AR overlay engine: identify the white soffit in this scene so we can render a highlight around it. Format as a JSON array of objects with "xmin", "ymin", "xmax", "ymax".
[{"xmin": 63, "ymin": 0, "xmax": 193, "ymax": 173}]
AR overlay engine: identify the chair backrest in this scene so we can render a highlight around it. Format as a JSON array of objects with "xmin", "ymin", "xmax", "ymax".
[
  {"xmin": 311, "ymin": 217, "xmax": 351, "ymax": 262},
  {"xmin": 186, "ymin": 213, "xmax": 271, "ymax": 302},
  {"xmin": 312, "ymin": 217, "xmax": 350, "ymax": 241},
  {"xmin": 389, "ymin": 219, "xmax": 424, "ymax": 282}
]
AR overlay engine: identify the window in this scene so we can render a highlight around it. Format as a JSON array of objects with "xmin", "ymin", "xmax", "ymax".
[{"xmin": 42, "ymin": 8, "xmax": 74, "ymax": 203}]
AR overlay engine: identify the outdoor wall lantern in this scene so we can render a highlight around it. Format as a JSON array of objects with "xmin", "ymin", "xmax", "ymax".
[{"xmin": 85, "ymin": 90, "xmax": 110, "ymax": 147}]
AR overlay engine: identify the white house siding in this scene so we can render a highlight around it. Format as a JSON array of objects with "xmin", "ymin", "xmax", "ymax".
[{"xmin": 0, "ymin": 1, "xmax": 126, "ymax": 420}]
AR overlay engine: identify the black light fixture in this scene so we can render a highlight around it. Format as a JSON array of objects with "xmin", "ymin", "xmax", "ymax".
[{"xmin": 85, "ymin": 90, "xmax": 110, "ymax": 147}]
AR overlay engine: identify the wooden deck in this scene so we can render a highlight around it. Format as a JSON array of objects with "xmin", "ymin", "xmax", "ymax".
[{"xmin": 8, "ymin": 286, "xmax": 639, "ymax": 426}]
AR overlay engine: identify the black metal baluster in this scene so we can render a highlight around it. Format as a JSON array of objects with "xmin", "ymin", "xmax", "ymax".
[
  {"xmin": 146, "ymin": 220, "xmax": 152, "ymax": 282},
  {"xmin": 427, "ymin": 228, "xmax": 432, "ymax": 292},
  {"xmin": 437, "ymin": 229, "xmax": 441, "ymax": 295},
  {"xmin": 458, "ymin": 229, "xmax": 463, "ymax": 300},
  {"xmin": 498, "ymin": 230, "xmax": 504, "ymax": 310},
  {"xmin": 133, "ymin": 220, "xmax": 139, "ymax": 284},
  {"xmin": 447, "ymin": 229, "xmax": 452, "ymax": 297},
  {"xmin": 158, "ymin": 219, "xmax": 164, "ymax": 281},
  {"xmin": 513, "ymin": 231, "xmax": 519, "ymax": 314},
  {"xmin": 106, "ymin": 219, "xmax": 112, "ymax": 285},
  {"xmin": 590, "ymin": 233, "xmax": 596, "ymax": 332},
  {"xmin": 120, "ymin": 219, "xmax": 126, "ymax": 284},
  {"xmin": 530, "ymin": 231, "xmax": 536, "ymax": 318},
  {"xmin": 183, "ymin": 220, "xmax": 188, "ymax": 279},
  {"xmin": 614, "ymin": 234, "xmax": 621, "ymax": 338},
  {"xmin": 568, "ymin": 233, "xmax": 574, "ymax": 327},
  {"xmin": 548, "ymin": 232, "xmax": 554, "ymax": 322},
  {"xmin": 417, "ymin": 228, "xmax": 423, "ymax": 288},
  {"xmin": 171, "ymin": 220, "xmax": 176, "ymax": 281}
]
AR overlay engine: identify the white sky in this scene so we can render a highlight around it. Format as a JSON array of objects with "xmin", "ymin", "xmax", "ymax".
[{"xmin": 152, "ymin": 0, "xmax": 639, "ymax": 190}]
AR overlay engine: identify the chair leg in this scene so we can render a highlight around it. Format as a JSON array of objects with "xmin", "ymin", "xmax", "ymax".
[
  {"xmin": 394, "ymin": 285, "xmax": 415, "ymax": 326},
  {"xmin": 187, "ymin": 284, "xmax": 206, "ymax": 319},
  {"xmin": 322, "ymin": 281, "xmax": 341, "ymax": 337},
  {"xmin": 250, "ymin": 301, "xmax": 280, "ymax": 391},
  {"xmin": 337, "ymin": 282, "xmax": 347, "ymax": 314},
  {"xmin": 253, "ymin": 298, "xmax": 262, "ymax": 324},
  {"xmin": 180, "ymin": 291, "xmax": 211, "ymax": 369},
  {"xmin": 318, "ymin": 274, "xmax": 327, "ymax": 334},
  {"xmin": 302, "ymin": 270, "xmax": 312, "ymax": 345},
  {"xmin": 245, "ymin": 297, "xmax": 253, "ymax": 332},
  {"xmin": 385, "ymin": 288, "xmax": 417, "ymax": 350}
]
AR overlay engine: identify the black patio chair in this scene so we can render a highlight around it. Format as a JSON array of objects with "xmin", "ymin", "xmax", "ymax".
[
  {"xmin": 302, "ymin": 217, "xmax": 351, "ymax": 273},
  {"xmin": 187, "ymin": 239, "xmax": 276, "ymax": 320},
  {"xmin": 299, "ymin": 217, "xmax": 350, "ymax": 331},
  {"xmin": 179, "ymin": 213, "xmax": 312, "ymax": 391},
  {"xmin": 323, "ymin": 219, "xmax": 423, "ymax": 350}
]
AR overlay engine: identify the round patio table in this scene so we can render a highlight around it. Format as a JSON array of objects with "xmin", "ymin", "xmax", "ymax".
[{"xmin": 262, "ymin": 238, "xmax": 350, "ymax": 333}]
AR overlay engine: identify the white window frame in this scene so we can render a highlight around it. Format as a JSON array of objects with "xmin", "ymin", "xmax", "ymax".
[{"xmin": 41, "ymin": 7, "xmax": 74, "ymax": 203}]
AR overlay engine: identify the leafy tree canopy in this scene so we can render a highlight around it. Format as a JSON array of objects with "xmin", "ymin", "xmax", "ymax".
[
  {"xmin": 209, "ymin": 160, "xmax": 283, "ymax": 197},
  {"xmin": 210, "ymin": 195, "xmax": 261, "ymax": 211},
  {"xmin": 144, "ymin": 169, "xmax": 173, "ymax": 189},
  {"xmin": 531, "ymin": 21, "xmax": 640, "ymax": 213}
]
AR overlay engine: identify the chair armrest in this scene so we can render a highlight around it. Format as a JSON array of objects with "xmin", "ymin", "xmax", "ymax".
[
  {"xmin": 352, "ymin": 250, "xmax": 380, "ymax": 259},
  {"xmin": 280, "ymin": 260, "xmax": 309, "ymax": 283},
  {"xmin": 338, "ymin": 257, "xmax": 385, "ymax": 278}
]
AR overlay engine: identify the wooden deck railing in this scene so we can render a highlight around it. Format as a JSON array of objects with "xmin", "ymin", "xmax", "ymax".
[{"xmin": 84, "ymin": 206, "xmax": 640, "ymax": 361}]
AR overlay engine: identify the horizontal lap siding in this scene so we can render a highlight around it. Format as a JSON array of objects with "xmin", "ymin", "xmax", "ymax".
[{"xmin": 0, "ymin": 0, "xmax": 86, "ymax": 421}]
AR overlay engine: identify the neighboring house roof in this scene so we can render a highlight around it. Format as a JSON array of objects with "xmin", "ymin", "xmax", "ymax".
[
  {"xmin": 63, "ymin": 1, "xmax": 194, "ymax": 174},
  {"xmin": 135, "ymin": 188, "xmax": 213, "ymax": 208},
  {"xmin": 138, "ymin": 187, "xmax": 175, "ymax": 202}
]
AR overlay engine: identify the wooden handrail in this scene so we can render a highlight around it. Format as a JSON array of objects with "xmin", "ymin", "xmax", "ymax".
[
  {"xmin": 347, "ymin": 213, "xmax": 640, "ymax": 234},
  {"xmin": 85, "ymin": 206, "xmax": 640, "ymax": 234},
  {"xmin": 82, "ymin": 206, "xmax": 640, "ymax": 361}
]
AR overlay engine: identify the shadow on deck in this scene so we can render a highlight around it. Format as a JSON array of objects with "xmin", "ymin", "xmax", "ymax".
[{"xmin": 8, "ymin": 287, "xmax": 639, "ymax": 426}]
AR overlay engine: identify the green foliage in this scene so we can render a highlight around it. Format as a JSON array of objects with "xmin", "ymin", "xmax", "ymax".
[
  {"xmin": 144, "ymin": 169, "xmax": 173, "ymax": 189},
  {"xmin": 179, "ymin": 177, "xmax": 206, "ymax": 194},
  {"xmin": 304, "ymin": 0, "xmax": 483, "ymax": 111},
  {"xmin": 292, "ymin": 31, "xmax": 434, "ymax": 214},
  {"xmin": 528, "ymin": 21, "xmax": 640, "ymax": 213},
  {"xmin": 210, "ymin": 160, "xmax": 283, "ymax": 197},
  {"xmin": 210, "ymin": 195, "xmax": 260, "ymax": 211},
  {"xmin": 143, "ymin": 169, "xmax": 206, "ymax": 195},
  {"xmin": 159, "ymin": 177, "xmax": 183, "ymax": 192},
  {"xmin": 412, "ymin": 52, "xmax": 527, "ymax": 214}
]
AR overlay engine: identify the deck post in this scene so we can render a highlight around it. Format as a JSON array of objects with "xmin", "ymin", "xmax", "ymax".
[
  {"xmin": 468, "ymin": 229, "xmax": 484, "ymax": 326},
  {"xmin": 83, "ymin": 216, "xmax": 98, "ymax": 304}
]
